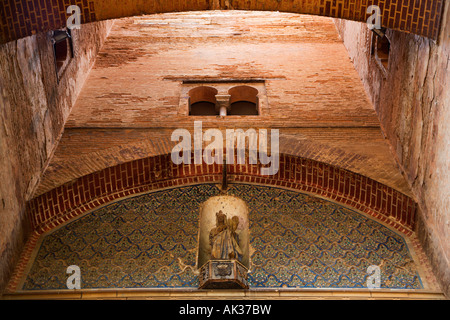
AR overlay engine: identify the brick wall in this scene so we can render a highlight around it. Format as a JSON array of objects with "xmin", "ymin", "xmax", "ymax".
[
  {"xmin": 26, "ymin": 153, "xmax": 417, "ymax": 238},
  {"xmin": 335, "ymin": 1, "xmax": 449, "ymax": 296},
  {"xmin": 34, "ymin": 12, "xmax": 413, "ymax": 201},
  {"xmin": 0, "ymin": 18, "xmax": 112, "ymax": 295},
  {"xmin": 0, "ymin": 0, "xmax": 445, "ymax": 43}
]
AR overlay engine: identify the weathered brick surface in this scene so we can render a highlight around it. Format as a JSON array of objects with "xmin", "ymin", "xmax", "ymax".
[
  {"xmin": 0, "ymin": 0, "xmax": 98, "ymax": 43},
  {"xmin": 0, "ymin": 20, "xmax": 112, "ymax": 294},
  {"xmin": 0, "ymin": 0, "xmax": 445, "ymax": 43},
  {"xmin": 335, "ymin": 1, "xmax": 449, "ymax": 296},
  {"xmin": 35, "ymin": 12, "xmax": 412, "ymax": 199},
  {"xmin": 27, "ymin": 153, "xmax": 418, "ymax": 237}
]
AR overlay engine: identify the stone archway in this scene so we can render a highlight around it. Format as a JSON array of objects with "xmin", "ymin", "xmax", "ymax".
[
  {"xmin": 26, "ymin": 153, "xmax": 417, "ymax": 236},
  {"xmin": 7, "ymin": 183, "xmax": 437, "ymax": 293}
]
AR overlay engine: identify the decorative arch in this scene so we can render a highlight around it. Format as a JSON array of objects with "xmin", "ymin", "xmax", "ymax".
[
  {"xmin": 17, "ymin": 183, "xmax": 424, "ymax": 291},
  {"xmin": 5, "ymin": 152, "xmax": 425, "ymax": 293},
  {"xmin": 25, "ymin": 153, "xmax": 417, "ymax": 237},
  {"xmin": 0, "ymin": 0, "xmax": 445, "ymax": 44}
]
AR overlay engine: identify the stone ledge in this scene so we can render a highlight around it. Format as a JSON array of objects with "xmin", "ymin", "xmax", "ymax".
[{"xmin": 2, "ymin": 289, "xmax": 446, "ymax": 300}]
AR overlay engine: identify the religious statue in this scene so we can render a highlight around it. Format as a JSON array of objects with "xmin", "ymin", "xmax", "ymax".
[{"xmin": 209, "ymin": 210, "xmax": 243, "ymax": 262}]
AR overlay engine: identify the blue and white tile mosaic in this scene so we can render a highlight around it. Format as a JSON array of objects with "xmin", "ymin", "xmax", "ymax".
[{"xmin": 22, "ymin": 183, "xmax": 422, "ymax": 290}]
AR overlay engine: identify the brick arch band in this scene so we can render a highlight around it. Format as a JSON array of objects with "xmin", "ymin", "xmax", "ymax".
[
  {"xmin": 0, "ymin": 0, "xmax": 445, "ymax": 44},
  {"xmin": 26, "ymin": 153, "xmax": 417, "ymax": 238}
]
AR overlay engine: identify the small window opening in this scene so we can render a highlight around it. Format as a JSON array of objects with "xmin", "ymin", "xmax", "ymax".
[
  {"xmin": 189, "ymin": 86, "xmax": 219, "ymax": 116},
  {"xmin": 371, "ymin": 31, "xmax": 390, "ymax": 74},
  {"xmin": 375, "ymin": 36, "xmax": 390, "ymax": 69},
  {"xmin": 52, "ymin": 29, "xmax": 74, "ymax": 80},
  {"xmin": 228, "ymin": 86, "xmax": 259, "ymax": 116}
]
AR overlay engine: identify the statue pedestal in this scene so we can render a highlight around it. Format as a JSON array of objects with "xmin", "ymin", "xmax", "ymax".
[{"xmin": 198, "ymin": 260, "xmax": 248, "ymax": 289}]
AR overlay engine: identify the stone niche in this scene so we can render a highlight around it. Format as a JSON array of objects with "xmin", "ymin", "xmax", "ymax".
[{"xmin": 197, "ymin": 195, "xmax": 249, "ymax": 289}]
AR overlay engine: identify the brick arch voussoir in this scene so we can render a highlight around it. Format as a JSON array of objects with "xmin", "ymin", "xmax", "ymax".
[
  {"xmin": 0, "ymin": 0, "xmax": 444, "ymax": 44},
  {"xmin": 26, "ymin": 153, "xmax": 417, "ymax": 238}
]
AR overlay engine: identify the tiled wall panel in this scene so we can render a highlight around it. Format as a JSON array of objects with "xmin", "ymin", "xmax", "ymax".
[{"xmin": 18, "ymin": 184, "xmax": 424, "ymax": 291}]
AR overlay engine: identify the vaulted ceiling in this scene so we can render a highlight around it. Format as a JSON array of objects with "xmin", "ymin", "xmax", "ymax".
[
  {"xmin": 0, "ymin": 1, "xmax": 445, "ymax": 44},
  {"xmin": 21, "ymin": 11, "xmax": 417, "ymax": 239}
]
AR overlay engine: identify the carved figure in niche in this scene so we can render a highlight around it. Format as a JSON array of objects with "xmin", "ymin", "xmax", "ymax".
[{"xmin": 209, "ymin": 211, "xmax": 243, "ymax": 261}]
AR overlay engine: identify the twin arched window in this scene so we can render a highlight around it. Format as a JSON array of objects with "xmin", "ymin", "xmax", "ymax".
[{"xmin": 188, "ymin": 85, "xmax": 259, "ymax": 116}]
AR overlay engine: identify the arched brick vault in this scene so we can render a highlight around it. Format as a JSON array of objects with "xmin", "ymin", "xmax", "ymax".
[
  {"xmin": 26, "ymin": 152, "xmax": 417, "ymax": 240},
  {"xmin": 31, "ymin": 12, "xmax": 415, "ymax": 202},
  {"xmin": 0, "ymin": 0, "xmax": 445, "ymax": 43}
]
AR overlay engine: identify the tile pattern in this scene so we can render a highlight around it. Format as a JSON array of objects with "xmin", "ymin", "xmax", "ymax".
[
  {"xmin": 227, "ymin": 185, "xmax": 422, "ymax": 289},
  {"xmin": 21, "ymin": 183, "xmax": 422, "ymax": 290},
  {"xmin": 22, "ymin": 184, "xmax": 218, "ymax": 290}
]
